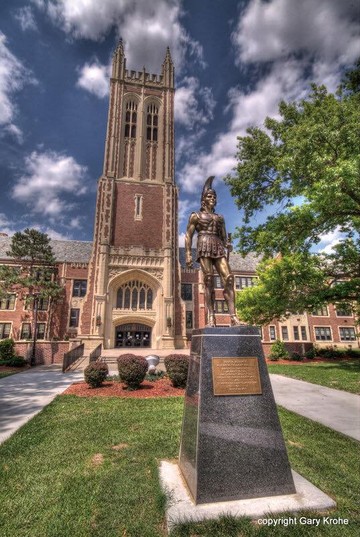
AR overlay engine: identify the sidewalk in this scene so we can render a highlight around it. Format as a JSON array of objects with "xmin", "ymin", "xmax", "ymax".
[
  {"xmin": 0, "ymin": 365, "xmax": 83, "ymax": 445},
  {"xmin": 0, "ymin": 365, "xmax": 359, "ymax": 446},
  {"xmin": 270, "ymin": 374, "xmax": 360, "ymax": 442}
]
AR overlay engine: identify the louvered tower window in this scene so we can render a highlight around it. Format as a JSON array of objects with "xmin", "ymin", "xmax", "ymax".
[
  {"xmin": 146, "ymin": 104, "xmax": 158, "ymax": 141},
  {"xmin": 125, "ymin": 101, "xmax": 137, "ymax": 138}
]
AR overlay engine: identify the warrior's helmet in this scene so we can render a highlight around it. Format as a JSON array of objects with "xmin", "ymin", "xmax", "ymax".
[{"xmin": 200, "ymin": 176, "xmax": 216, "ymax": 211}]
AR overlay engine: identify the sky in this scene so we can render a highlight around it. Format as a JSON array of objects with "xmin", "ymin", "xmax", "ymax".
[{"xmin": 0, "ymin": 0, "xmax": 359, "ymax": 253}]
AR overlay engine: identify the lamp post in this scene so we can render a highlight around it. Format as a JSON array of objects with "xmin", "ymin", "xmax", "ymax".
[{"xmin": 30, "ymin": 293, "xmax": 39, "ymax": 367}]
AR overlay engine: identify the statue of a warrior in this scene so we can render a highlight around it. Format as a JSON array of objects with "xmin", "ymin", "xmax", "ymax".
[{"xmin": 185, "ymin": 176, "xmax": 242, "ymax": 327}]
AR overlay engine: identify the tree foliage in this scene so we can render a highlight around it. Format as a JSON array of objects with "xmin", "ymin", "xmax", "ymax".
[
  {"xmin": 226, "ymin": 62, "xmax": 360, "ymax": 323},
  {"xmin": 0, "ymin": 229, "xmax": 63, "ymax": 307}
]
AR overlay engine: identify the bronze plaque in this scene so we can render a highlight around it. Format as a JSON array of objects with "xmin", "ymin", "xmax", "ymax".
[{"xmin": 212, "ymin": 357, "xmax": 262, "ymax": 396}]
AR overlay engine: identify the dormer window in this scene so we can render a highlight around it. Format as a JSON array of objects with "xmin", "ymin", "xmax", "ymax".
[
  {"xmin": 146, "ymin": 103, "xmax": 158, "ymax": 141},
  {"xmin": 125, "ymin": 101, "xmax": 137, "ymax": 138}
]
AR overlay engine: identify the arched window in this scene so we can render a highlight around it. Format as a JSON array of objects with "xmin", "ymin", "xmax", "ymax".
[
  {"xmin": 146, "ymin": 103, "xmax": 158, "ymax": 142},
  {"xmin": 116, "ymin": 281, "xmax": 154, "ymax": 310},
  {"xmin": 125, "ymin": 101, "xmax": 137, "ymax": 139}
]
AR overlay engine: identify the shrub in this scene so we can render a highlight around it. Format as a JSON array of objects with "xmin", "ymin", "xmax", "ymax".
[
  {"xmin": 305, "ymin": 347, "xmax": 316, "ymax": 359},
  {"xmin": 84, "ymin": 362, "xmax": 109, "ymax": 388},
  {"xmin": 6, "ymin": 356, "xmax": 28, "ymax": 367},
  {"xmin": 269, "ymin": 340, "xmax": 289, "ymax": 361},
  {"xmin": 317, "ymin": 346, "xmax": 342, "ymax": 359},
  {"xmin": 117, "ymin": 354, "xmax": 147, "ymax": 390},
  {"xmin": 290, "ymin": 352, "xmax": 303, "ymax": 362},
  {"xmin": 0, "ymin": 338, "xmax": 16, "ymax": 361},
  {"xmin": 164, "ymin": 354, "xmax": 189, "ymax": 388}
]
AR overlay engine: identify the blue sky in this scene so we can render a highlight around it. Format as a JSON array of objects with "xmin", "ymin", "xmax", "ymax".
[{"xmin": 0, "ymin": 0, "xmax": 359, "ymax": 253}]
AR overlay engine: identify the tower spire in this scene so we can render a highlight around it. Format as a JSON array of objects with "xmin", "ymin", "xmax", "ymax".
[
  {"xmin": 162, "ymin": 46, "xmax": 174, "ymax": 88},
  {"xmin": 112, "ymin": 38, "xmax": 126, "ymax": 78}
]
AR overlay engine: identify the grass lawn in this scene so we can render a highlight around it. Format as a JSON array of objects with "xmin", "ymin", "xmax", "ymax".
[
  {"xmin": 267, "ymin": 360, "xmax": 360, "ymax": 394},
  {"xmin": 0, "ymin": 395, "xmax": 359, "ymax": 537}
]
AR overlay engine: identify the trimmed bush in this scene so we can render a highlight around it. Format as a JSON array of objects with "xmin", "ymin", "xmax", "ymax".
[
  {"xmin": 305, "ymin": 347, "xmax": 316, "ymax": 359},
  {"xmin": 0, "ymin": 338, "xmax": 16, "ymax": 361},
  {"xmin": 269, "ymin": 340, "xmax": 289, "ymax": 361},
  {"xmin": 290, "ymin": 352, "xmax": 303, "ymax": 362},
  {"xmin": 317, "ymin": 346, "xmax": 343, "ymax": 359},
  {"xmin": 164, "ymin": 354, "xmax": 189, "ymax": 388},
  {"xmin": 117, "ymin": 354, "xmax": 147, "ymax": 390},
  {"xmin": 84, "ymin": 362, "xmax": 109, "ymax": 388},
  {"xmin": 5, "ymin": 356, "xmax": 28, "ymax": 367}
]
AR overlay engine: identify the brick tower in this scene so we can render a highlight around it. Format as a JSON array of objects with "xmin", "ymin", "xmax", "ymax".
[{"xmin": 81, "ymin": 41, "xmax": 186, "ymax": 350}]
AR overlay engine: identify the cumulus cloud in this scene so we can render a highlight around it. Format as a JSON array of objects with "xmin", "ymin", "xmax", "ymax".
[
  {"xmin": 175, "ymin": 77, "xmax": 216, "ymax": 129},
  {"xmin": 318, "ymin": 228, "xmax": 344, "ymax": 254},
  {"xmin": 76, "ymin": 59, "xmax": 110, "ymax": 98},
  {"xmin": 0, "ymin": 213, "xmax": 18, "ymax": 236},
  {"xmin": 178, "ymin": 232, "xmax": 185, "ymax": 247},
  {"xmin": 178, "ymin": 59, "xmax": 306, "ymax": 193},
  {"xmin": 12, "ymin": 150, "xmax": 88, "ymax": 217},
  {"xmin": 0, "ymin": 32, "xmax": 36, "ymax": 139},
  {"xmin": 232, "ymin": 0, "xmax": 360, "ymax": 88},
  {"xmin": 35, "ymin": 0, "xmax": 204, "ymax": 73},
  {"xmin": 14, "ymin": 6, "xmax": 38, "ymax": 32}
]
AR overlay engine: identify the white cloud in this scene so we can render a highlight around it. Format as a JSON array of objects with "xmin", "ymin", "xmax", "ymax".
[
  {"xmin": 318, "ymin": 228, "xmax": 343, "ymax": 254},
  {"xmin": 12, "ymin": 150, "xmax": 88, "ymax": 217},
  {"xmin": 178, "ymin": 232, "xmax": 185, "ymax": 247},
  {"xmin": 14, "ymin": 6, "xmax": 38, "ymax": 32},
  {"xmin": 36, "ymin": 0, "xmax": 204, "ymax": 73},
  {"xmin": 0, "ymin": 32, "xmax": 36, "ymax": 139},
  {"xmin": 76, "ymin": 59, "xmax": 110, "ymax": 98},
  {"xmin": 178, "ymin": 59, "xmax": 306, "ymax": 193},
  {"xmin": 175, "ymin": 77, "xmax": 216, "ymax": 129},
  {"xmin": 178, "ymin": 199, "xmax": 197, "ymax": 224},
  {"xmin": 232, "ymin": 0, "xmax": 360, "ymax": 88},
  {"xmin": 0, "ymin": 213, "xmax": 18, "ymax": 236}
]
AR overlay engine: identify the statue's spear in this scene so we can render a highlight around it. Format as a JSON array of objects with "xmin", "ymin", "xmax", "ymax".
[{"xmin": 227, "ymin": 232, "xmax": 232, "ymax": 263}]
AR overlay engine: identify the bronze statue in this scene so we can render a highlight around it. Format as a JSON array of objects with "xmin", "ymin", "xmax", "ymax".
[{"xmin": 185, "ymin": 176, "xmax": 242, "ymax": 327}]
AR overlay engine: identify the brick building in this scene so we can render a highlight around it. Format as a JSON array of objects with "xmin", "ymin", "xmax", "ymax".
[{"xmin": 0, "ymin": 44, "xmax": 358, "ymax": 363}]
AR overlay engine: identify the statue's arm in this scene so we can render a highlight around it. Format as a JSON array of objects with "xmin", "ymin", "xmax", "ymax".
[{"xmin": 185, "ymin": 213, "xmax": 198, "ymax": 268}]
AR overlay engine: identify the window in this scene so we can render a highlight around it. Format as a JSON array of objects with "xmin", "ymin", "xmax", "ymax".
[
  {"xmin": 336, "ymin": 305, "xmax": 353, "ymax": 317},
  {"xmin": 181, "ymin": 284, "xmax": 193, "ymax": 301},
  {"xmin": 301, "ymin": 326, "xmax": 307, "ymax": 340},
  {"xmin": 37, "ymin": 323, "xmax": 45, "ymax": 340},
  {"xmin": 293, "ymin": 326, "xmax": 300, "ymax": 341},
  {"xmin": 312, "ymin": 306, "xmax": 329, "ymax": 316},
  {"xmin": 0, "ymin": 323, "xmax": 11, "ymax": 339},
  {"xmin": 314, "ymin": 327, "xmax": 332, "ymax": 341},
  {"xmin": 281, "ymin": 326, "xmax": 289, "ymax": 341},
  {"xmin": 134, "ymin": 194, "xmax": 143, "ymax": 220},
  {"xmin": 117, "ymin": 281, "xmax": 153, "ymax": 310},
  {"xmin": 125, "ymin": 101, "xmax": 137, "ymax": 138},
  {"xmin": 269, "ymin": 326, "xmax": 276, "ymax": 341},
  {"xmin": 186, "ymin": 311, "xmax": 193, "ymax": 329},
  {"xmin": 25, "ymin": 296, "xmax": 49, "ymax": 311},
  {"xmin": 214, "ymin": 276, "xmax": 222, "ymax": 288},
  {"xmin": 235, "ymin": 276, "xmax": 256, "ymax": 289},
  {"xmin": 146, "ymin": 103, "xmax": 158, "ymax": 141},
  {"xmin": 0, "ymin": 294, "xmax": 15, "ymax": 310},
  {"xmin": 70, "ymin": 308, "xmax": 80, "ymax": 328},
  {"xmin": 339, "ymin": 327, "xmax": 356, "ymax": 341},
  {"xmin": 215, "ymin": 300, "xmax": 229, "ymax": 313},
  {"xmin": 21, "ymin": 323, "xmax": 31, "ymax": 339},
  {"xmin": 72, "ymin": 280, "xmax": 87, "ymax": 297}
]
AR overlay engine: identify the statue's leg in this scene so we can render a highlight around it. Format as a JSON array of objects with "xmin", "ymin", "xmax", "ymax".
[
  {"xmin": 215, "ymin": 258, "xmax": 242, "ymax": 326},
  {"xmin": 200, "ymin": 258, "xmax": 216, "ymax": 327}
]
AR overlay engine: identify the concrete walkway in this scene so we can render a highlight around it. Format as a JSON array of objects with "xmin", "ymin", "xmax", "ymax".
[
  {"xmin": 0, "ymin": 365, "xmax": 83, "ymax": 445},
  {"xmin": 0, "ymin": 365, "xmax": 359, "ymax": 446},
  {"xmin": 270, "ymin": 374, "xmax": 360, "ymax": 442}
]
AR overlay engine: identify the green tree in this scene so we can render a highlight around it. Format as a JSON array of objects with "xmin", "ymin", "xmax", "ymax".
[
  {"xmin": 0, "ymin": 229, "xmax": 63, "ymax": 359},
  {"xmin": 226, "ymin": 63, "xmax": 360, "ymax": 323}
]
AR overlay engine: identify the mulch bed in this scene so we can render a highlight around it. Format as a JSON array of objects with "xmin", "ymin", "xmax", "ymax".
[
  {"xmin": 62, "ymin": 377, "xmax": 185, "ymax": 398},
  {"xmin": 0, "ymin": 365, "xmax": 30, "ymax": 374}
]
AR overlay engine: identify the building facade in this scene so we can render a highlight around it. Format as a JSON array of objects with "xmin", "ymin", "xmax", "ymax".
[{"xmin": 0, "ymin": 44, "xmax": 358, "ymax": 363}]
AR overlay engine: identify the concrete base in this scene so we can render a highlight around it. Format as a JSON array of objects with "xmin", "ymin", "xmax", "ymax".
[{"xmin": 159, "ymin": 461, "xmax": 336, "ymax": 533}]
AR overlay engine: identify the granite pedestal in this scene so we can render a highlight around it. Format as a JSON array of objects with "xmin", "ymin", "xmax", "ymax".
[{"xmin": 178, "ymin": 326, "xmax": 296, "ymax": 504}]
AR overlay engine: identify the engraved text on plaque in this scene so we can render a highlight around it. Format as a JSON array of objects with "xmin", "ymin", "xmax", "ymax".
[{"xmin": 212, "ymin": 357, "xmax": 262, "ymax": 396}]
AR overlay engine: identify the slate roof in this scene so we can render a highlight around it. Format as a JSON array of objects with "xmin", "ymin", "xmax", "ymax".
[
  {"xmin": 178, "ymin": 247, "xmax": 260, "ymax": 273},
  {"xmin": 0, "ymin": 236, "xmax": 93, "ymax": 263},
  {"xmin": 0, "ymin": 237, "xmax": 260, "ymax": 272}
]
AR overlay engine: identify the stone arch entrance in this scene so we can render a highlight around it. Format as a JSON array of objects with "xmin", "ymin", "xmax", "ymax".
[{"xmin": 115, "ymin": 322, "xmax": 152, "ymax": 348}]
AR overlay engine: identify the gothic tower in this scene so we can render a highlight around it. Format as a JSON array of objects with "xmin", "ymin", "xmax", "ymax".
[{"xmin": 81, "ymin": 41, "xmax": 186, "ymax": 350}]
